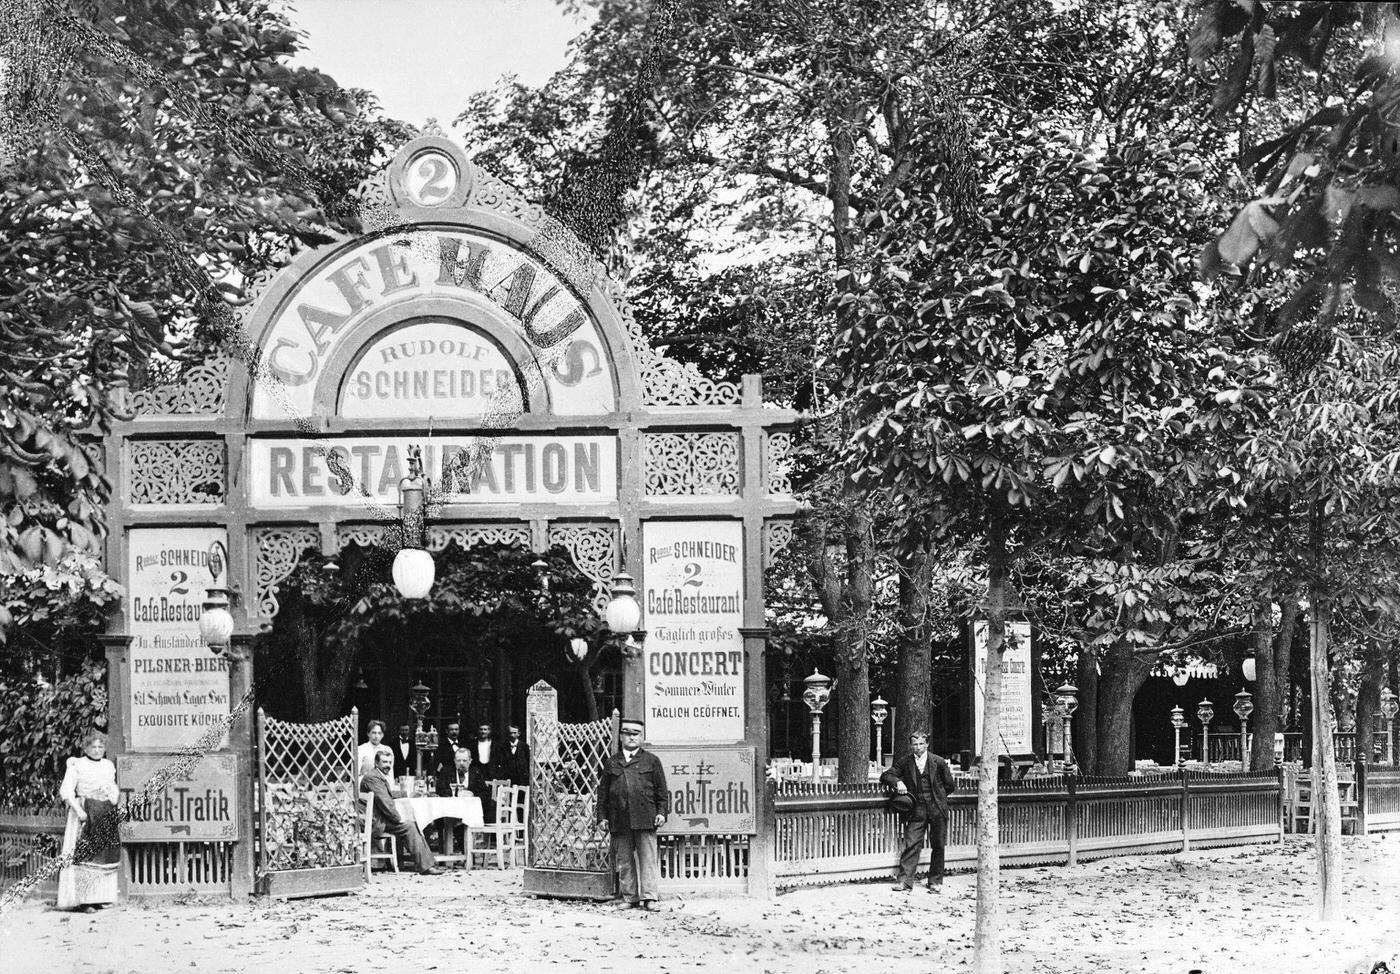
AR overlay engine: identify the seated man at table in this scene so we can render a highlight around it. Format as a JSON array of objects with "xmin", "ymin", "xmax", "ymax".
[{"xmin": 361, "ymin": 750, "xmax": 444, "ymax": 875}]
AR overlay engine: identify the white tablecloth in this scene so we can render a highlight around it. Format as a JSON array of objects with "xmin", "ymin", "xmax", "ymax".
[{"xmin": 395, "ymin": 796, "xmax": 483, "ymax": 828}]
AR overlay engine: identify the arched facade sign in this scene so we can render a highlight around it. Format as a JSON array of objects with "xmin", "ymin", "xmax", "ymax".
[{"xmin": 101, "ymin": 133, "xmax": 799, "ymax": 899}]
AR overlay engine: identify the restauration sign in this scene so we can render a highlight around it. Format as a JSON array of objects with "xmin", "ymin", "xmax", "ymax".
[
  {"xmin": 972, "ymin": 620, "xmax": 1034, "ymax": 756},
  {"xmin": 652, "ymin": 745, "xmax": 756, "ymax": 835},
  {"xmin": 248, "ymin": 434, "xmax": 618, "ymax": 508},
  {"xmin": 641, "ymin": 520, "xmax": 745, "ymax": 744},
  {"xmin": 525, "ymin": 679, "xmax": 560, "ymax": 762},
  {"xmin": 117, "ymin": 753, "xmax": 239, "ymax": 842},
  {"xmin": 126, "ymin": 527, "xmax": 231, "ymax": 751}
]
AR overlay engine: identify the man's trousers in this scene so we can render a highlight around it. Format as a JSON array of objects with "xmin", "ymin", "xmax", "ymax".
[
  {"xmin": 896, "ymin": 805, "xmax": 947, "ymax": 887},
  {"xmin": 612, "ymin": 829, "xmax": 660, "ymax": 903}
]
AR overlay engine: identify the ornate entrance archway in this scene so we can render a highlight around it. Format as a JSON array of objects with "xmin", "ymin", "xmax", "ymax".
[{"xmin": 101, "ymin": 131, "xmax": 799, "ymax": 898}]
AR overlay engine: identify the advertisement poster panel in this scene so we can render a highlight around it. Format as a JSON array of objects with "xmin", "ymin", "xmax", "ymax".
[{"xmin": 971, "ymin": 620, "xmax": 1033, "ymax": 756}]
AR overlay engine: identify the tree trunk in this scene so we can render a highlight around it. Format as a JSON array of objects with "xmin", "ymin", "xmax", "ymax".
[
  {"xmin": 1074, "ymin": 650, "xmax": 1099, "ymax": 776},
  {"xmin": 1356, "ymin": 652, "xmax": 1384, "ymax": 767},
  {"xmin": 1309, "ymin": 583, "xmax": 1342, "ymax": 921},
  {"xmin": 894, "ymin": 541, "xmax": 933, "ymax": 754},
  {"xmin": 1249, "ymin": 600, "xmax": 1277, "ymax": 771},
  {"xmin": 836, "ymin": 509, "xmax": 874, "ymax": 784},
  {"xmin": 576, "ymin": 663, "xmax": 599, "ymax": 723},
  {"xmin": 973, "ymin": 516, "xmax": 1008, "ymax": 974},
  {"xmin": 1094, "ymin": 648, "xmax": 1152, "ymax": 776}
]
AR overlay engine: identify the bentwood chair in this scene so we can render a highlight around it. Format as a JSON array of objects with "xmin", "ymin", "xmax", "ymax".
[
  {"xmin": 363, "ymin": 803, "xmax": 398, "ymax": 880},
  {"xmin": 468, "ymin": 787, "xmax": 518, "ymax": 869}
]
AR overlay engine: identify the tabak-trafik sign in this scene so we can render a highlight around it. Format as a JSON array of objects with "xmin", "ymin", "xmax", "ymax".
[
  {"xmin": 127, "ymin": 527, "xmax": 231, "ymax": 751},
  {"xmin": 652, "ymin": 746, "xmax": 756, "ymax": 835},
  {"xmin": 642, "ymin": 521, "xmax": 745, "ymax": 744},
  {"xmin": 117, "ymin": 754, "xmax": 238, "ymax": 842}
]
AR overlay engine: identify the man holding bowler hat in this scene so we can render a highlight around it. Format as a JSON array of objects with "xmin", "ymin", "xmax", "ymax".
[
  {"xmin": 881, "ymin": 730, "xmax": 956, "ymax": 892},
  {"xmin": 597, "ymin": 717, "xmax": 670, "ymax": 911}
]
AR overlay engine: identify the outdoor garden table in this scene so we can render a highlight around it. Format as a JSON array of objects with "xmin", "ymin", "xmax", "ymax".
[{"xmin": 395, "ymin": 795, "xmax": 484, "ymax": 867}]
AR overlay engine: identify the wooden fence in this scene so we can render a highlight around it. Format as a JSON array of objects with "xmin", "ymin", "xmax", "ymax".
[
  {"xmin": 1357, "ymin": 765, "xmax": 1400, "ymax": 834},
  {"xmin": 772, "ymin": 770, "xmax": 1282, "ymax": 889},
  {"xmin": 0, "ymin": 806, "xmax": 66, "ymax": 900}
]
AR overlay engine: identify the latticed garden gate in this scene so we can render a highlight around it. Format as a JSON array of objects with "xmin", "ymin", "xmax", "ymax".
[
  {"xmin": 255, "ymin": 709, "xmax": 364, "ymax": 898},
  {"xmin": 524, "ymin": 712, "xmax": 619, "ymax": 899}
]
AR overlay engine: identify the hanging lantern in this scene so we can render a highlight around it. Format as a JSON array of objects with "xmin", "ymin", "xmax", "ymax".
[
  {"xmin": 392, "ymin": 548, "xmax": 436, "ymax": 599},
  {"xmin": 392, "ymin": 445, "xmax": 434, "ymax": 599},
  {"xmin": 198, "ymin": 588, "xmax": 235, "ymax": 655},
  {"xmin": 570, "ymin": 637, "xmax": 589, "ymax": 662},
  {"xmin": 533, "ymin": 557, "xmax": 551, "ymax": 592},
  {"xmin": 604, "ymin": 573, "xmax": 642, "ymax": 634},
  {"xmin": 1171, "ymin": 667, "xmax": 1190, "ymax": 687},
  {"xmin": 1242, "ymin": 657, "xmax": 1256, "ymax": 682}
]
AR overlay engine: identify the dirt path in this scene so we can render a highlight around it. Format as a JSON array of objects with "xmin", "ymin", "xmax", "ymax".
[{"xmin": 2, "ymin": 836, "xmax": 1396, "ymax": 974}]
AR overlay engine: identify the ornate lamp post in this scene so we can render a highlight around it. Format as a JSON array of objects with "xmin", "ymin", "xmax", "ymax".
[
  {"xmin": 802, "ymin": 670, "xmax": 833, "ymax": 781},
  {"xmin": 1170, "ymin": 706, "xmax": 1187, "ymax": 769},
  {"xmin": 198, "ymin": 588, "xmax": 235, "ymax": 658},
  {"xmin": 1054, "ymin": 683, "xmax": 1079, "ymax": 773},
  {"xmin": 1380, "ymin": 687, "xmax": 1399, "ymax": 766},
  {"xmin": 392, "ymin": 445, "xmax": 435, "ymax": 599},
  {"xmin": 870, "ymin": 696, "xmax": 889, "ymax": 769},
  {"xmin": 1233, "ymin": 690, "xmax": 1254, "ymax": 771},
  {"xmin": 409, "ymin": 680, "xmax": 432, "ymax": 779},
  {"xmin": 604, "ymin": 572, "xmax": 643, "ymax": 660},
  {"xmin": 1197, "ymin": 698, "xmax": 1215, "ymax": 765}
]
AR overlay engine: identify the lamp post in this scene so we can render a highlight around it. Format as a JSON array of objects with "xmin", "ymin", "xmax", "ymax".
[
  {"xmin": 1197, "ymin": 698, "xmax": 1215, "ymax": 765},
  {"xmin": 802, "ymin": 670, "xmax": 833, "ymax": 781},
  {"xmin": 392, "ymin": 445, "xmax": 435, "ymax": 599},
  {"xmin": 409, "ymin": 680, "xmax": 431, "ymax": 780},
  {"xmin": 198, "ymin": 588, "xmax": 235, "ymax": 658},
  {"xmin": 1054, "ymin": 683, "xmax": 1078, "ymax": 773},
  {"xmin": 1170, "ymin": 706, "xmax": 1187, "ymax": 768},
  {"xmin": 870, "ymin": 696, "xmax": 889, "ymax": 769},
  {"xmin": 1381, "ymin": 687, "xmax": 1399, "ymax": 766},
  {"xmin": 1233, "ymin": 690, "xmax": 1254, "ymax": 771},
  {"xmin": 604, "ymin": 572, "xmax": 643, "ymax": 657}
]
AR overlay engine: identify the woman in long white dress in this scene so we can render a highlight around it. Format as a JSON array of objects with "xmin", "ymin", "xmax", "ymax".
[{"xmin": 57, "ymin": 729, "xmax": 121, "ymax": 910}]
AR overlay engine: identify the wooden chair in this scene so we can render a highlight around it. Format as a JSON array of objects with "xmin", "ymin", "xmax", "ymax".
[
  {"xmin": 509, "ymin": 786, "xmax": 529, "ymax": 867},
  {"xmin": 363, "ymin": 803, "xmax": 398, "ymax": 880},
  {"xmin": 467, "ymin": 787, "xmax": 517, "ymax": 869}
]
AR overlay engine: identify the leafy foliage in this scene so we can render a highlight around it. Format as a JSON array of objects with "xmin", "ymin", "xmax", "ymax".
[{"xmin": 0, "ymin": 660, "xmax": 107, "ymax": 807}]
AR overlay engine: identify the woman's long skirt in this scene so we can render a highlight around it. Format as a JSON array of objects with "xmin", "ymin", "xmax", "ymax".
[{"xmin": 57, "ymin": 798, "xmax": 119, "ymax": 909}]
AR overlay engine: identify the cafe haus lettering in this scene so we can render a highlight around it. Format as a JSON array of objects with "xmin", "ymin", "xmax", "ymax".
[
  {"xmin": 642, "ymin": 521, "xmax": 745, "ymax": 744},
  {"xmin": 249, "ymin": 435, "xmax": 618, "ymax": 508}
]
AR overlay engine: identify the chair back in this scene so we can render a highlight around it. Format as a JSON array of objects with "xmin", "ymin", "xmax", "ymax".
[{"xmin": 362, "ymin": 799, "xmax": 374, "ymax": 844}]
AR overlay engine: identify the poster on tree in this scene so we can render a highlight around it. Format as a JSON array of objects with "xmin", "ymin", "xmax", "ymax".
[
  {"xmin": 127, "ymin": 527, "xmax": 232, "ymax": 751},
  {"xmin": 641, "ymin": 520, "xmax": 745, "ymax": 744},
  {"xmin": 971, "ymin": 620, "xmax": 1034, "ymax": 757}
]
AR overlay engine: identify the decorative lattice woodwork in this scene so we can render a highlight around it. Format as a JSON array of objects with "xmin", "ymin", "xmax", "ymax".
[
  {"xmin": 256, "ymin": 710, "xmax": 361, "ymax": 875},
  {"xmin": 127, "ymin": 440, "xmax": 225, "ymax": 505},
  {"xmin": 763, "ymin": 519, "xmax": 795, "ymax": 570},
  {"xmin": 765, "ymin": 431, "xmax": 792, "ymax": 496},
  {"xmin": 427, "ymin": 523, "xmax": 533, "ymax": 552},
  {"xmin": 129, "ymin": 356, "xmax": 230, "ymax": 415},
  {"xmin": 643, "ymin": 432, "xmax": 741, "ymax": 497},
  {"xmin": 548, "ymin": 522, "xmax": 619, "ymax": 613},
  {"xmin": 528, "ymin": 713, "xmax": 615, "ymax": 872},
  {"xmin": 336, "ymin": 525, "xmax": 388, "ymax": 549},
  {"xmin": 254, "ymin": 527, "xmax": 320, "ymax": 619}
]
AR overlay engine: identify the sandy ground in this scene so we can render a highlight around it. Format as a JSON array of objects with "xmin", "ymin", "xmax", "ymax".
[{"xmin": 1, "ymin": 835, "xmax": 1396, "ymax": 974}]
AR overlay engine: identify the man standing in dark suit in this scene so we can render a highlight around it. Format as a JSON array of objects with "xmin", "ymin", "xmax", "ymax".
[
  {"xmin": 469, "ymin": 723, "xmax": 499, "ymax": 823},
  {"xmin": 360, "ymin": 751, "xmax": 443, "ymax": 875},
  {"xmin": 501, "ymin": 724, "xmax": 531, "ymax": 787},
  {"xmin": 597, "ymin": 718, "xmax": 670, "ymax": 911},
  {"xmin": 433, "ymin": 722, "xmax": 462, "ymax": 797},
  {"xmin": 880, "ymin": 730, "xmax": 956, "ymax": 892},
  {"xmin": 390, "ymin": 724, "xmax": 417, "ymax": 780}
]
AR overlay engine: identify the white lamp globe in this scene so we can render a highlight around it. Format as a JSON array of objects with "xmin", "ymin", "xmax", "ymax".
[
  {"xmin": 198, "ymin": 590, "xmax": 235, "ymax": 652},
  {"xmin": 570, "ymin": 637, "xmax": 589, "ymax": 661},
  {"xmin": 393, "ymin": 548, "xmax": 436, "ymax": 599},
  {"xmin": 604, "ymin": 573, "xmax": 642, "ymax": 634},
  {"xmin": 1242, "ymin": 657, "xmax": 1256, "ymax": 682}
]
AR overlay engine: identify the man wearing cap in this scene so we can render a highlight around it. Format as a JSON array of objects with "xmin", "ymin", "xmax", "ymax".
[
  {"xmin": 597, "ymin": 718, "xmax": 670, "ymax": 911},
  {"xmin": 881, "ymin": 730, "xmax": 956, "ymax": 892}
]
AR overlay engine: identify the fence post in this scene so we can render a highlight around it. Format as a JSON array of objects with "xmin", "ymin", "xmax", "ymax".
[
  {"xmin": 1180, "ymin": 770, "xmax": 1191, "ymax": 852},
  {"xmin": 1355, "ymin": 760, "xmax": 1368, "ymax": 836},
  {"xmin": 1276, "ymin": 764, "xmax": 1286, "ymax": 843},
  {"xmin": 1065, "ymin": 774, "xmax": 1078, "ymax": 866}
]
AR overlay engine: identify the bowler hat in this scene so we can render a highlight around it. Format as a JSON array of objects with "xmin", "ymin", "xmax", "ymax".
[{"xmin": 888, "ymin": 792, "xmax": 915, "ymax": 814}]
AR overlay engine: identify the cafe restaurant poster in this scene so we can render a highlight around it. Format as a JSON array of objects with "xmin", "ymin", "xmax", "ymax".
[
  {"xmin": 641, "ymin": 520, "xmax": 745, "ymax": 744},
  {"xmin": 127, "ymin": 526, "xmax": 232, "ymax": 751}
]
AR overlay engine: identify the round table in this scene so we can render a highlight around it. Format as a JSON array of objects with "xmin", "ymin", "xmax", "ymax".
[{"xmin": 395, "ymin": 796, "xmax": 483, "ymax": 867}]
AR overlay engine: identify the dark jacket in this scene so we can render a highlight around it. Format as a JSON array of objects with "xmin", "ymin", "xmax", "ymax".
[
  {"xmin": 597, "ymin": 748, "xmax": 671, "ymax": 833},
  {"xmin": 389, "ymin": 737, "xmax": 417, "ymax": 779},
  {"xmin": 880, "ymin": 751, "xmax": 956, "ymax": 816},
  {"xmin": 469, "ymin": 739, "xmax": 502, "ymax": 783},
  {"xmin": 360, "ymin": 767, "xmax": 407, "ymax": 835},
  {"xmin": 500, "ymin": 740, "xmax": 531, "ymax": 787},
  {"xmin": 434, "ymin": 738, "xmax": 462, "ymax": 797}
]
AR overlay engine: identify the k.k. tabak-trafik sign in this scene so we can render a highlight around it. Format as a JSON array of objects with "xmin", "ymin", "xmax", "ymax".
[
  {"xmin": 642, "ymin": 521, "xmax": 745, "ymax": 744},
  {"xmin": 117, "ymin": 753, "xmax": 238, "ymax": 842},
  {"xmin": 126, "ymin": 527, "xmax": 231, "ymax": 751},
  {"xmin": 652, "ymin": 746, "xmax": 756, "ymax": 835}
]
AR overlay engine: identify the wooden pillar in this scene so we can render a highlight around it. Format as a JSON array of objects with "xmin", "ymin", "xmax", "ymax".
[
  {"xmin": 1180, "ymin": 770, "xmax": 1191, "ymax": 852},
  {"xmin": 1355, "ymin": 759, "xmax": 1368, "ymax": 836},
  {"xmin": 228, "ymin": 633, "xmax": 257, "ymax": 901},
  {"xmin": 1065, "ymin": 774, "xmax": 1078, "ymax": 866},
  {"xmin": 100, "ymin": 634, "xmax": 133, "ymax": 900}
]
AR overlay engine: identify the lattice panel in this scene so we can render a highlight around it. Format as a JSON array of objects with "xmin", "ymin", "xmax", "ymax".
[
  {"xmin": 257, "ymin": 710, "xmax": 361, "ymax": 874},
  {"xmin": 427, "ymin": 523, "xmax": 533, "ymax": 552},
  {"xmin": 548, "ymin": 522, "xmax": 619, "ymax": 613},
  {"xmin": 128, "ymin": 440, "xmax": 225, "ymax": 505},
  {"xmin": 129, "ymin": 355, "xmax": 231, "ymax": 415},
  {"xmin": 528, "ymin": 714, "xmax": 615, "ymax": 872},
  {"xmin": 336, "ymin": 525, "xmax": 388, "ymax": 549},
  {"xmin": 765, "ymin": 431, "xmax": 792, "ymax": 495},
  {"xmin": 254, "ymin": 527, "xmax": 320, "ymax": 619},
  {"xmin": 763, "ymin": 519, "xmax": 795, "ymax": 570},
  {"xmin": 643, "ymin": 432, "xmax": 741, "ymax": 497}
]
